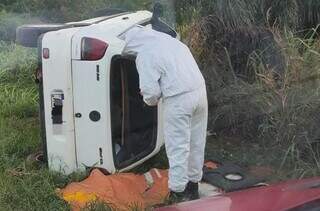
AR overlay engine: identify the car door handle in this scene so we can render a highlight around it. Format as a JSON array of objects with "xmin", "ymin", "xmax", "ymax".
[{"xmin": 75, "ymin": 113, "xmax": 82, "ymax": 118}]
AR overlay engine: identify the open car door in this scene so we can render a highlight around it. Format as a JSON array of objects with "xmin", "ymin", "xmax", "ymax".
[
  {"xmin": 71, "ymin": 54, "xmax": 165, "ymax": 172},
  {"xmin": 110, "ymin": 56, "xmax": 164, "ymax": 170},
  {"xmin": 71, "ymin": 10, "xmax": 176, "ymax": 173}
]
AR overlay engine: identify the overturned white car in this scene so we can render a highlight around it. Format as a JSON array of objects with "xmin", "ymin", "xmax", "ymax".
[{"xmin": 16, "ymin": 7, "xmax": 178, "ymax": 174}]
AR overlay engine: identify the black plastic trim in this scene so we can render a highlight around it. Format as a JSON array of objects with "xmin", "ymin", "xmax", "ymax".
[{"xmin": 37, "ymin": 34, "xmax": 48, "ymax": 163}]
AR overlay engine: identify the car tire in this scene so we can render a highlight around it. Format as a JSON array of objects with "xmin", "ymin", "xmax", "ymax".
[
  {"xmin": 26, "ymin": 151, "xmax": 46, "ymax": 170},
  {"xmin": 16, "ymin": 24, "xmax": 65, "ymax": 47}
]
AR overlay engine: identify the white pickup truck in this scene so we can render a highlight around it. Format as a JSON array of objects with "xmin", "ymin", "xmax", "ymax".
[{"xmin": 16, "ymin": 7, "xmax": 178, "ymax": 174}]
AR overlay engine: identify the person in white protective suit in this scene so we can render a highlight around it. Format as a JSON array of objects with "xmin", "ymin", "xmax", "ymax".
[{"xmin": 121, "ymin": 25, "xmax": 208, "ymax": 202}]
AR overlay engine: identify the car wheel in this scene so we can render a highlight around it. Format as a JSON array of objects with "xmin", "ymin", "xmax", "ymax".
[{"xmin": 26, "ymin": 151, "xmax": 46, "ymax": 170}]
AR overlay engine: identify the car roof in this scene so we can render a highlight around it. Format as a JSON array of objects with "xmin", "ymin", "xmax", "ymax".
[
  {"xmin": 71, "ymin": 10, "xmax": 153, "ymax": 38},
  {"xmin": 65, "ymin": 12, "xmax": 130, "ymax": 25},
  {"xmin": 66, "ymin": 11, "xmax": 152, "ymax": 28}
]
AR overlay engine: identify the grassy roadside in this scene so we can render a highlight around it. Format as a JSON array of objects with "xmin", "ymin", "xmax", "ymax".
[
  {"xmin": 0, "ymin": 2, "xmax": 320, "ymax": 209},
  {"xmin": 1, "ymin": 36, "xmax": 320, "ymax": 211},
  {"xmin": 0, "ymin": 76, "xmax": 89, "ymax": 211},
  {"xmin": 0, "ymin": 43, "xmax": 70, "ymax": 210}
]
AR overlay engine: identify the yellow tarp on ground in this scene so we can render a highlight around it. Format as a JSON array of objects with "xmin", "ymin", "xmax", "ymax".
[{"xmin": 59, "ymin": 168, "xmax": 169, "ymax": 210}]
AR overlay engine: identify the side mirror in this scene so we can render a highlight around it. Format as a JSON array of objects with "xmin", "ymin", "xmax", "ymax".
[
  {"xmin": 152, "ymin": 3, "xmax": 164, "ymax": 21},
  {"xmin": 151, "ymin": 3, "xmax": 177, "ymax": 38}
]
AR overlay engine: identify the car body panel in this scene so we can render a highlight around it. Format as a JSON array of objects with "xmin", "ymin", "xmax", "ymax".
[
  {"xmin": 42, "ymin": 28, "xmax": 80, "ymax": 174},
  {"xmin": 157, "ymin": 177, "xmax": 320, "ymax": 211},
  {"xmin": 71, "ymin": 11, "xmax": 152, "ymax": 60},
  {"xmin": 42, "ymin": 10, "xmax": 165, "ymax": 174}
]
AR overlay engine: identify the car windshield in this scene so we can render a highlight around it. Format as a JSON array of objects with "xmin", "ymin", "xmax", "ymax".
[{"xmin": 0, "ymin": 0, "xmax": 320, "ymax": 210}]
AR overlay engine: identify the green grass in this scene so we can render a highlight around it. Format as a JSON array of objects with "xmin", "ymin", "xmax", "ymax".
[
  {"xmin": 0, "ymin": 108, "xmax": 70, "ymax": 210},
  {"xmin": 0, "ymin": 42, "xmax": 70, "ymax": 210}
]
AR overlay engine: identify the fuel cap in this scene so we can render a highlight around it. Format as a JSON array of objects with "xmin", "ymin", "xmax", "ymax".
[{"xmin": 89, "ymin": 111, "xmax": 101, "ymax": 122}]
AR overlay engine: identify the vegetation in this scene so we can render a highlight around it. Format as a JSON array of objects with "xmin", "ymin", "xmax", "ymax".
[
  {"xmin": 184, "ymin": 0, "xmax": 320, "ymax": 179},
  {"xmin": 0, "ymin": 0, "xmax": 320, "ymax": 210},
  {"xmin": 0, "ymin": 0, "xmax": 151, "ymax": 22}
]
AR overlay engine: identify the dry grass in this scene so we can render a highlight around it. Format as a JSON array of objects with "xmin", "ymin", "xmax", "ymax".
[{"xmin": 185, "ymin": 10, "xmax": 320, "ymax": 177}]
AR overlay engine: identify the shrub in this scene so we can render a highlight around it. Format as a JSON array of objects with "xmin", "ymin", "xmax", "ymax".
[
  {"xmin": 187, "ymin": 13, "xmax": 320, "ymax": 175},
  {"xmin": 0, "ymin": 42, "xmax": 37, "ymax": 85},
  {"xmin": 0, "ymin": 0, "xmax": 152, "ymax": 22}
]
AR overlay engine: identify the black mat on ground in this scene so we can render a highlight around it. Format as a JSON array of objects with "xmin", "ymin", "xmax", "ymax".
[{"xmin": 202, "ymin": 162, "xmax": 266, "ymax": 192}]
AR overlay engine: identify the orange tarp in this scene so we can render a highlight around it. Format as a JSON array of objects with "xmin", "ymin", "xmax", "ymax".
[{"xmin": 59, "ymin": 168, "xmax": 169, "ymax": 210}]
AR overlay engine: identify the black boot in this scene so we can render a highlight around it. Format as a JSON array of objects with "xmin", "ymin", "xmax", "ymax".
[
  {"xmin": 185, "ymin": 181, "xmax": 200, "ymax": 200},
  {"xmin": 167, "ymin": 190, "xmax": 189, "ymax": 204}
]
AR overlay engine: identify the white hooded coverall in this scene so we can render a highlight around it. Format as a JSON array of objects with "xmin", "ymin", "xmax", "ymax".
[{"xmin": 122, "ymin": 26, "xmax": 208, "ymax": 193}]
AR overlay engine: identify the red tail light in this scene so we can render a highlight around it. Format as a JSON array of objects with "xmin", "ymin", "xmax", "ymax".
[
  {"xmin": 43, "ymin": 48, "xmax": 50, "ymax": 59},
  {"xmin": 81, "ymin": 37, "xmax": 108, "ymax": 61}
]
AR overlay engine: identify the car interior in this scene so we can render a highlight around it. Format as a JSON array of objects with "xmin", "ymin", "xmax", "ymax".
[{"xmin": 110, "ymin": 56, "xmax": 158, "ymax": 169}]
